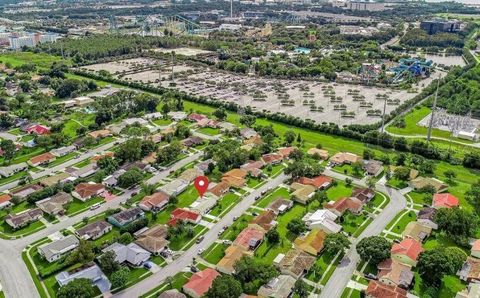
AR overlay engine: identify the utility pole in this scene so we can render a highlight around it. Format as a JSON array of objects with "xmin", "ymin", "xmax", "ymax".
[
  {"xmin": 230, "ymin": 0, "xmax": 233, "ymax": 18},
  {"xmin": 427, "ymin": 76, "xmax": 440, "ymax": 144}
]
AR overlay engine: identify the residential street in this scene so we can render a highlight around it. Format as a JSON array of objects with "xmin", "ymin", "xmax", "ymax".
[
  {"xmin": 319, "ymin": 170, "xmax": 407, "ymax": 298},
  {"xmin": 0, "ymin": 152, "xmax": 200, "ymax": 298},
  {"xmin": 113, "ymin": 173, "xmax": 288, "ymax": 298}
]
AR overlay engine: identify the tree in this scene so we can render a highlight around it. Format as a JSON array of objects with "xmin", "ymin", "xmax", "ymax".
[
  {"xmin": 265, "ymin": 229, "xmax": 280, "ymax": 245},
  {"xmin": 284, "ymin": 130, "xmax": 296, "ymax": 145},
  {"xmin": 417, "ymin": 248, "xmax": 466, "ymax": 286},
  {"xmin": 285, "ymin": 160, "xmax": 324, "ymax": 179},
  {"xmin": 240, "ymin": 115, "xmax": 256, "ymax": 127},
  {"xmin": 97, "ymin": 156, "xmax": 119, "ymax": 175},
  {"xmin": 117, "ymin": 167, "xmax": 143, "ymax": 188},
  {"xmin": 118, "ymin": 232, "xmax": 133, "ymax": 245},
  {"xmin": 0, "ymin": 139, "xmax": 16, "ymax": 164},
  {"xmin": 313, "ymin": 190, "xmax": 327, "ymax": 204},
  {"xmin": 57, "ymin": 278, "xmax": 95, "ymax": 298},
  {"xmin": 435, "ymin": 207, "xmax": 478, "ymax": 246},
  {"xmin": 356, "ymin": 236, "xmax": 391, "ymax": 265},
  {"xmin": 363, "ymin": 149, "xmax": 375, "ymax": 160},
  {"xmin": 66, "ymin": 240, "xmax": 95, "ymax": 265},
  {"xmin": 324, "ymin": 233, "xmax": 350, "ymax": 255},
  {"xmin": 293, "ymin": 279, "xmax": 309, "ymax": 298},
  {"xmin": 345, "ymin": 178, "xmax": 353, "ymax": 187},
  {"xmin": 287, "ymin": 218, "xmax": 307, "ymax": 236},
  {"xmin": 97, "ymin": 251, "xmax": 120, "ymax": 275},
  {"xmin": 233, "ymin": 256, "xmax": 278, "ymax": 294},
  {"xmin": 111, "ymin": 266, "xmax": 130, "ymax": 289},
  {"xmin": 213, "ymin": 108, "xmax": 227, "ymax": 121},
  {"xmin": 394, "ymin": 166, "xmax": 411, "ymax": 181},
  {"xmin": 205, "ymin": 275, "xmax": 242, "ymax": 298}
]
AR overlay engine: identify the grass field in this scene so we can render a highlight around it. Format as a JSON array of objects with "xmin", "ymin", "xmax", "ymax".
[
  {"xmin": 0, "ymin": 52, "xmax": 68, "ymax": 69},
  {"xmin": 197, "ymin": 127, "xmax": 220, "ymax": 136},
  {"xmin": 209, "ymin": 193, "xmax": 240, "ymax": 217},
  {"xmin": 255, "ymin": 187, "xmax": 290, "ymax": 208}
]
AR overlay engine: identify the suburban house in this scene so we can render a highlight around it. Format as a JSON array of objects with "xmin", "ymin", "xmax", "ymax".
[
  {"xmin": 195, "ymin": 159, "xmax": 214, "ymax": 172},
  {"xmin": 240, "ymin": 128, "xmax": 258, "ymax": 139},
  {"xmin": 5, "ymin": 208, "xmax": 43, "ymax": 229},
  {"xmin": 302, "ymin": 209, "xmax": 342, "ymax": 234},
  {"xmin": 401, "ymin": 221, "xmax": 432, "ymax": 242},
  {"xmin": 240, "ymin": 160, "xmax": 265, "ymax": 177},
  {"xmin": 35, "ymin": 192, "xmax": 72, "ymax": 216},
  {"xmin": 11, "ymin": 184, "xmax": 43, "ymax": 201},
  {"xmin": 290, "ymin": 182, "xmax": 316, "ymax": 204},
  {"xmin": 377, "ymin": 259, "xmax": 414, "ymax": 289},
  {"xmin": 261, "ymin": 153, "xmax": 283, "ymax": 165},
  {"xmin": 0, "ymin": 194, "xmax": 12, "ymax": 209},
  {"xmin": 277, "ymin": 248, "xmax": 316, "ymax": 279},
  {"xmin": 72, "ymin": 183, "xmax": 105, "ymax": 201},
  {"xmin": 432, "ymin": 193, "xmax": 459, "ymax": 209},
  {"xmin": 138, "ymin": 191, "xmax": 169, "ymax": 212},
  {"xmin": 351, "ymin": 187, "xmax": 376, "ymax": 203},
  {"xmin": 458, "ymin": 257, "xmax": 480, "ymax": 282},
  {"xmin": 28, "ymin": 152, "xmax": 56, "ymax": 167},
  {"xmin": 363, "ymin": 160, "xmax": 384, "ymax": 177},
  {"xmin": 391, "ymin": 238, "xmax": 424, "ymax": 266},
  {"xmin": 181, "ymin": 136, "xmax": 203, "ymax": 148},
  {"xmin": 266, "ymin": 198, "xmax": 293, "ymax": 215},
  {"xmin": 168, "ymin": 111, "xmax": 188, "ymax": 121},
  {"xmin": 218, "ymin": 122, "xmax": 237, "ymax": 132},
  {"xmin": 158, "ymin": 289, "xmax": 186, "ymax": 298},
  {"xmin": 410, "ymin": 177, "xmax": 448, "ymax": 193},
  {"xmin": 102, "ymin": 169, "xmax": 126, "ymax": 188},
  {"xmin": 39, "ymin": 172, "xmax": 71, "ymax": 187},
  {"xmin": 76, "ymin": 221, "xmax": 113, "ymax": 240},
  {"xmin": 293, "ymin": 229, "xmax": 327, "ymax": 256},
  {"xmin": 74, "ymin": 96, "xmax": 94, "ymax": 106},
  {"xmin": 0, "ymin": 162, "xmax": 28, "ymax": 177},
  {"xmin": 217, "ymin": 245, "xmax": 252, "ymax": 275},
  {"xmin": 102, "ymin": 242, "xmax": 151, "ymax": 266},
  {"xmin": 108, "ymin": 208, "xmax": 145, "ymax": 228},
  {"xmin": 190, "ymin": 195, "xmax": 217, "ymax": 215},
  {"xmin": 38, "ymin": 235, "xmax": 80, "ymax": 263},
  {"xmin": 178, "ymin": 168, "xmax": 204, "ymax": 183},
  {"xmin": 472, "ymin": 240, "xmax": 480, "ymax": 259},
  {"xmin": 306, "ymin": 148, "xmax": 329, "ymax": 160},
  {"xmin": 233, "ymin": 224, "xmax": 266, "ymax": 251},
  {"xmin": 365, "ymin": 280, "xmax": 407, "ymax": 298},
  {"xmin": 329, "ymin": 152, "xmax": 362, "ymax": 166},
  {"xmin": 277, "ymin": 147, "xmax": 296, "ymax": 159},
  {"xmin": 257, "ymin": 275, "xmax": 296, "ymax": 298},
  {"xmin": 67, "ymin": 163, "xmax": 98, "ymax": 178},
  {"xmin": 243, "ymin": 135, "xmax": 263, "ymax": 146},
  {"xmin": 222, "ymin": 168, "xmax": 247, "ymax": 188},
  {"xmin": 389, "ymin": 166, "xmax": 419, "ymax": 181},
  {"xmin": 456, "ymin": 283, "xmax": 480, "ymax": 298},
  {"xmin": 417, "ymin": 207, "xmax": 438, "ymax": 230},
  {"xmin": 88, "ymin": 129, "xmax": 112, "ymax": 139},
  {"xmin": 168, "ymin": 208, "xmax": 201, "ymax": 226},
  {"xmin": 251, "ymin": 210, "xmax": 277, "ymax": 231},
  {"xmin": 50, "ymin": 145, "xmax": 76, "ymax": 157},
  {"xmin": 325, "ymin": 197, "xmax": 363, "ymax": 216},
  {"xmin": 55, "ymin": 263, "xmax": 111, "ymax": 294},
  {"xmin": 160, "ymin": 179, "xmax": 189, "ymax": 197},
  {"xmin": 209, "ymin": 181, "xmax": 230, "ymax": 197},
  {"xmin": 183, "ymin": 268, "xmax": 220, "ymax": 298},
  {"xmin": 26, "ymin": 124, "xmax": 50, "ymax": 135},
  {"xmin": 135, "ymin": 225, "xmax": 169, "ymax": 255},
  {"xmin": 187, "ymin": 113, "xmax": 207, "ymax": 123},
  {"xmin": 296, "ymin": 175, "xmax": 332, "ymax": 190}
]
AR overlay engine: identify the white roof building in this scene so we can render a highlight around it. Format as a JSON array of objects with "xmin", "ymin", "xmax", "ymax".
[
  {"xmin": 302, "ymin": 209, "xmax": 342, "ymax": 234},
  {"xmin": 102, "ymin": 242, "xmax": 151, "ymax": 266}
]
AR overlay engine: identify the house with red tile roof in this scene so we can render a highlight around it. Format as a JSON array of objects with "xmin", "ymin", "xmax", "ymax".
[
  {"xmin": 365, "ymin": 280, "xmax": 407, "ymax": 298},
  {"xmin": 183, "ymin": 268, "xmax": 219, "ymax": 298},
  {"xmin": 208, "ymin": 181, "xmax": 230, "ymax": 197},
  {"xmin": 26, "ymin": 124, "xmax": 50, "ymax": 135},
  {"xmin": 168, "ymin": 208, "xmax": 201, "ymax": 226},
  {"xmin": 351, "ymin": 187, "xmax": 375, "ymax": 203},
  {"xmin": 28, "ymin": 152, "xmax": 56, "ymax": 167},
  {"xmin": 296, "ymin": 175, "xmax": 332, "ymax": 190},
  {"xmin": 391, "ymin": 238, "xmax": 424, "ymax": 266},
  {"xmin": 233, "ymin": 224, "xmax": 266, "ymax": 251},
  {"xmin": 222, "ymin": 168, "xmax": 247, "ymax": 188},
  {"xmin": 240, "ymin": 160, "xmax": 265, "ymax": 178},
  {"xmin": 187, "ymin": 113, "xmax": 207, "ymax": 123},
  {"xmin": 72, "ymin": 183, "xmax": 105, "ymax": 202},
  {"xmin": 0, "ymin": 194, "xmax": 12, "ymax": 209},
  {"xmin": 261, "ymin": 153, "xmax": 283, "ymax": 165},
  {"xmin": 432, "ymin": 193, "xmax": 459, "ymax": 209},
  {"xmin": 277, "ymin": 147, "xmax": 296, "ymax": 159},
  {"xmin": 324, "ymin": 197, "xmax": 363, "ymax": 216},
  {"xmin": 139, "ymin": 191, "xmax": 169, "ymax": 212},
  {"xmin": 250, "ymin": 210, "xmax": 277, "ymax": 231}
]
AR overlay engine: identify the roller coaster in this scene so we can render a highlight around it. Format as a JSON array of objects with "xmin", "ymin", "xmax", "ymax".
[{"xmin": 390, "ymin": 58, "xmax": 433, "ymax": 83}]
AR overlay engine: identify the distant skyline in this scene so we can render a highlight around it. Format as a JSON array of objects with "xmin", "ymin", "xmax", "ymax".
[{"xmin": 424, "ymin": 0, "xmax": 479, "ymax": 4}]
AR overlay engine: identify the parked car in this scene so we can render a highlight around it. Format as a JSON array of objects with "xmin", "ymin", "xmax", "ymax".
[
  {"xmin": 190, "ymin": 266, "xmax": 199, "ymax": 273},
  {"xmin": 197, "ymin": 248, "xmax": 205, "ymax": 255},
  {"xmin": 364, "ymin": 273, "xmax": 378, "ymax": 280},
  {"xmin": 196, "ymin": 236, "xmax": 204, "ymax": 244},
  {"xmin": 143, "ymin": 262, "xmax": 153, "ymax": 269}
]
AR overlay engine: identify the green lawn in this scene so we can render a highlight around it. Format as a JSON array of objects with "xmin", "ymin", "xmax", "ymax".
[
  {"xmin": 255, "ymin": 187, "xmax": 290, "ymax": 208},
  {"xmin": 47, "ymin": 152, "xmax": 77, "ymax": 168},
  {"xmin": 326, "ymin": 181, "xmax": 353, "ymax": 202},
  {"xmin": 169, "ymin": 225, "xmax": 207, "ymax": 251},
  {"xmin": 209, "ymin": 193, "xmax": 240, "ymax": 217},
  {"xmin": 305, "ymin": 252, "xmax": 336, "ymax": 283},
  {"xmin": 0, "ymin": 52, "xmax": 67, "ymax": 69},
  {"xmin": 407, "ymin": 191, "xmax": 432, "ymax": 206},
  {"xmin": 65, "ymin": 197, "xmax": 104, "ymax": 216},
  {"xmin": 72, "ymin": 158, "xmax": 91, "ymax": 168},
  {"xmin": 221, "ymin": 214, "xmax": 254, "ymax": 241},
  {"xmin": 341, "ymin": 212, "xmax": 369, "ymax": 236},
  {"xmin": 197, "ymin": 127, "xmax": 220, "ymax": 136},
  {"xmin": 387, "ymin": 177, "xmax": 409, "ymax": 189},
  {"xmin": 390, "ymin": 210, "xmax": 416, "ymax": 234},
  {"xmin": 176, "ymin": 185, "xmax": 200, "ymax": 208},
  {"xmin": 0, "ymin": 219, "xmax": 45, "ymax": 237},
  {"xmin": 153, "ymin": 118, "xmax": 172, "ymax": 126},
  {"xmin": 332, "ymin": 164, "xmax": 364, "ymax": 178},
  {"xmin": 201, "ymin": 242, "xmax": 229, "ymax": 264},
  {"xmin": 247, "ymin": 177, "xmax": 263, "ymax": 188}
]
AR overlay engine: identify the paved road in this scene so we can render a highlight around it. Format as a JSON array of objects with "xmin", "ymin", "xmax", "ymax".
[
  {"xmin": 0, "ymin": 138, "xmax": 125, "ymax": 193},
  {"xmin": 145, "ymin": 152, "xmax": 202, "ymax": 185},
  {"xmin": 0, "ymin": 152, "xmax": 200, "ymax": 298},
  {"xmin": 113, "ymin": 173, "xmax": 288, "ymax": 298},
  {"xmin": 319, "ymin": 170, "xmax": 407, "ymax": 298}
]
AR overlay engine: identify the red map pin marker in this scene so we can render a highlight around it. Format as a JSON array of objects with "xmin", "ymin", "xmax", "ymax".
[{"xmin": 194, "ymin": 176, "xmax": 209, "ymax": 198}]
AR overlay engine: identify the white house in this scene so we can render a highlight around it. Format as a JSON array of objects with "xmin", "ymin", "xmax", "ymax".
[
  {"xmin": 38, "ymin": 235, "xmax": 79, "ymax": 263},
  {"xmin": 302, "ymin": 209, "xmax": 342, "ymax": 234},
  {"xmin": 102, "ymin": 242, "xmax": 151, "ymax": 266}
]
